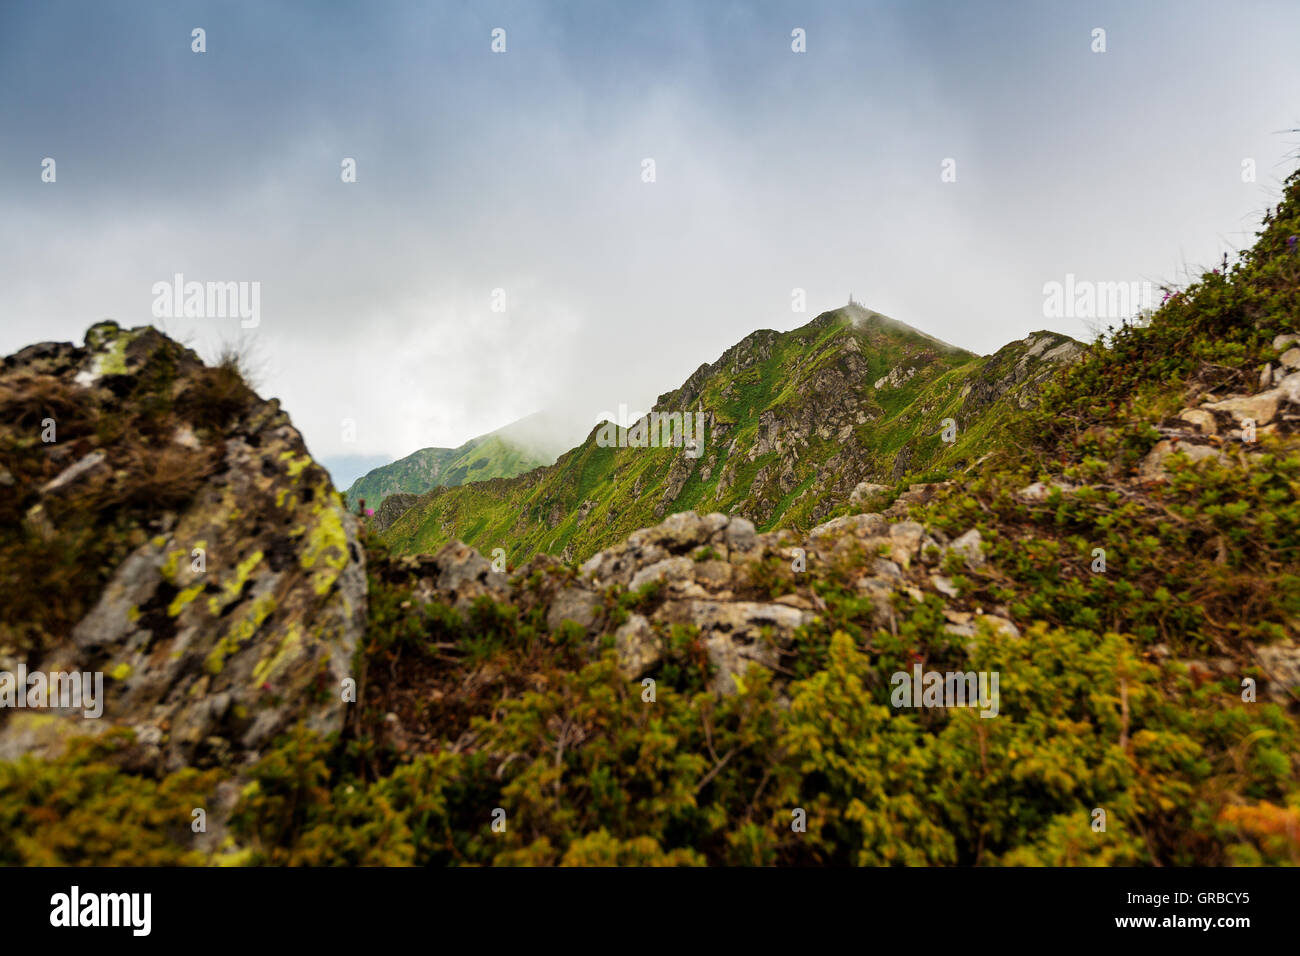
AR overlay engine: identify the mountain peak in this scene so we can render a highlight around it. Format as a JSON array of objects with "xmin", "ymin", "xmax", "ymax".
[
  {"xmin": 382, "ymin": 308, "xmax": 1081, "ymax": 562},
  {"xmin": 818, "ymin": 301, "xmax": 966, "ymax": 354}
]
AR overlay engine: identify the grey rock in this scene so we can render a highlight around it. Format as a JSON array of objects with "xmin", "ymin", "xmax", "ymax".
[
  {"xmin": 546, "ymin": 585, "xmax": 602, "ymax": 632},
  {"xmin": 948, "ymin": 528, "xmax": 986, "ymax": 570},
  {"xmin": 724, "ymin": 516, "xmax": 758, "ymax": 552},
  {"xmin": 629, "ymin": 556, "xmax": 694, "ymax": 592},
  {"xmin": 810, "ymin": 512, "xmax": 888, "ymax": 539},
  {"xmin": 614, "ymin": 614, "xmax": 661, "ymax": 678}
]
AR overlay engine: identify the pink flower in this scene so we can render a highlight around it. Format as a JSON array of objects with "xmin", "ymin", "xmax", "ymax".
[{"xmin": 365, "ymin": 508, "xmax": 375, "ymax": 517}]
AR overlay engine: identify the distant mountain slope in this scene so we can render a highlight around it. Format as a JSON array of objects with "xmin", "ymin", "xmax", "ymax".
[
  {"xmin": 343, "ymin": 411, "xmax": 571, "ymax": 510},
  {"xmin": 382, "ymin": 305, "xmax": 1083, "ymax": 564}
]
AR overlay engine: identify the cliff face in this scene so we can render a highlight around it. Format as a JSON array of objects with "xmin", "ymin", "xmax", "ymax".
[{"xmin": 0, "ymin": 322, "xmax": 365, "ymax": 772}]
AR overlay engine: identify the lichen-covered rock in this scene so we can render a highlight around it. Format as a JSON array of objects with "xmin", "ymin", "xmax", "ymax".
[{"xmin": 0, "ymin": 322, "xmax": 366, "ymax": 771}]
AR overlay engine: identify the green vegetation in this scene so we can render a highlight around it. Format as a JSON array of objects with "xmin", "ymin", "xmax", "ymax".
[{"xmin": 383, "ymin": 310, "xmax": 1074, "ymax": 564}]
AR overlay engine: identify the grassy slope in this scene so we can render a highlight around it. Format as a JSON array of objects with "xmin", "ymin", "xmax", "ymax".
[
  {"xmin": 344, "ymin": 431, "xmax": 553, "ymax": 510},
  {"xmin": 383, "ymin": 313, "xmax": 1072, "ymax": 564}
]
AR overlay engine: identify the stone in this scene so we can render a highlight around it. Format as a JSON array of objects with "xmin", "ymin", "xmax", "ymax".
[
  {"xmin": 642, "ymin": 511, "xmax": 709, "ymax": 552},
  {"xmin": 849, "ymin": 482, "xmax": 889, "ymax": 505},
  {"xmin": 977, "ymin": 614, "xmax": 1021, "ymax": 639},
  {"xmin": 546, "ymin": 585, "xmax": 602, "ymax": 632},
  {"xmin": 1203, "ymin": 391, "xmax": 1281, "ymax": 427},
  {"xmin": 810, "ymin": 512, "xmax": 888, "ymax": 539},
  {"xmin": 724, "ymin": 516, "xmax": 757, "ymax": 552},
  {"xmin": 948, "ymin": 528, "xmax": 986, "ymax": 569},
  {"xmin": 931, "ymin": 574, "xmax": 959, "ymax": 598},
  {"xmin": 614, "ymin": 613, "xmax": 661, "ymax": 678},
  {"xmin": 886, "ymin": 521, "xmax": 926, "ymax": 569},
  {"xmin": 1177, "ymin": 408, "xmax": 1218, "ymax": 435},
  {"xmin": 1138, "ymin": 440, "xmax": 1225, "ymax": 480},
  {"xmin": 629, "ymin": 556, "xmax": 694, "ymax": 592},
  {"xmin": 1016, "ymin": 481, "xmax": 1050, "ymax": 502},
  {"xmin": 1256, "ymin": 641, "xmax": 1300, "ymax": 705},
  {"xmin": 655, "ymin": 598, "xmax": 811, "ymax": 695}
]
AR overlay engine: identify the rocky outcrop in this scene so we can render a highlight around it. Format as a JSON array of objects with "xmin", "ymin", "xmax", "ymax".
[
  {"xmin": 372, "ymin": 492, "xmax": 418, "ymax": 532},
  {"xmin": 376, "ymin": 506, "xmax": 1010, "ymax": 699},
  {"xmin": 962, "ymin": 331, "xmax": 1085, "ymax": 412},
  {"xmin": 1139, "ymin": 364, "xmax": 1300, "ymax": 480},
  {"xmin": 0, "ymin": 322, "xmax": 366, "ymax": 771}
]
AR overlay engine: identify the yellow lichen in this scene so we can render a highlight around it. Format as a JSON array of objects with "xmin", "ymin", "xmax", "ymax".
[
  {"xmin": 300, "ymin": 506, "xmax": 348, "ymax": 595},
  {"xmin": 253, "ymin": 622, "xmax": 302, "ymax": 683},
  {"xmin": 223, "ymin": 550, "xmax": 265, "ymax": 601},
  {"xmin": 160, "ymin": 549, "xmax": 186, "ymax": 583},
  {"xmin": 168, "ymin": 584, "xmax": 204, "ymax": 617},
  {"xmin": 203, "ymin": 591, "xmax": 276, "ymax": 675}
]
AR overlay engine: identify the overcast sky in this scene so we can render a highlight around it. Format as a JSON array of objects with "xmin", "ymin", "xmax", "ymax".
[{"xmin": 3, "ymin": 0, "xmax": 1298, "ymax": 485}]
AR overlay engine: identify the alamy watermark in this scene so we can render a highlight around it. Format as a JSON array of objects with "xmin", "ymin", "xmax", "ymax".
[
  {"xmin": 1042, "ymin": 274, "xmax": 1153, "ymax": 320},
  {"xmin": 50, "ymin": 886, "xmax": 151, "ymax": 936},
  {"xmin": 151, "ymin": 273, "xmax": 260, "ymax": 328},
  {"xmin": 890, "ymin": 664, "xmax": 999, "ymax": 718},
  {"xmin": 594, "ymin": 403, "xmax": 704, "ymax": 458},
  {"xmin": 0, "ymin": 665, "xmax": 104, "ymax": 718}
]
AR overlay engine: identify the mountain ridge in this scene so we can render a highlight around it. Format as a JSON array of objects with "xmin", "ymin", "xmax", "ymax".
[
  {"xmin": 380, "ymin": 307, "xmax": 1082, "ymax": 564},
  {"xmin": 343, "ymin": 409, "xmax": 575, "ymax": 511}
]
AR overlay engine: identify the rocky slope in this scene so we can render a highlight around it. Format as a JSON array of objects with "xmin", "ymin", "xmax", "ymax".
[{"xmin": 381, "ymin": 307, "xmax": 1083, "ymax": 565}]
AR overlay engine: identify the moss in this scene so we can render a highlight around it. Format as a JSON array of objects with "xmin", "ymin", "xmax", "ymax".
[{"xmin": 84, "ymin": 323, "xmax": 134, "ymax": 376}]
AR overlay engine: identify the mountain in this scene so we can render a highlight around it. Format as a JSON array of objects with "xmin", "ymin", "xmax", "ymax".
[
  {"xmin": 342, "ymin": 410, "xmax": 573, "ymax": 512},
  {"xmin": 380, "ymin": 305, "xmax": 1083, "ymax": 564}
]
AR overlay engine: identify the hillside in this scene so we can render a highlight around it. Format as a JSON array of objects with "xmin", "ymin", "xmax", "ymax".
[
  {"xmin": 343, "ymin": 411, "xmax": 570, "ymax": 513},
  {"xmin": 381, "ymin": 306, "xmax": 1083, "ymax": 564}
]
